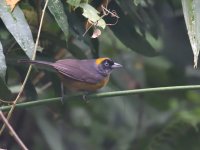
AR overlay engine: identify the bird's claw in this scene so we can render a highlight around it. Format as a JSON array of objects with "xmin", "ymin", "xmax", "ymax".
[{"xmin": 82, "ymin": 93, "xmax": 89, "ymax": 103}]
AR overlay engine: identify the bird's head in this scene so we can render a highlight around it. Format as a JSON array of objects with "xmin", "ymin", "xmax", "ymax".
[{"xmin": 95, "ymin": 57, "xmax": 122, "ymax": 76}]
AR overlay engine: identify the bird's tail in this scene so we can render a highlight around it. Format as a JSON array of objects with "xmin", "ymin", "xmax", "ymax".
[{"xmin": 18, "ymin": 59, "xmax": 53, "ymax": 66}]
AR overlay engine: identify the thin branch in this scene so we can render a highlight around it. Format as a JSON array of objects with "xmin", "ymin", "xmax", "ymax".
[
  {"xmin": 0, "ymin": 0, "xmax": 49, "ymax": 135},
  {"xmin": 82, "ymin": 20, "xmax": 94, "ymax": 36},
  {"xmin": 0, "ymin": 111, "xmax": 28, "ymax": 150},
  {"xmin": 1, "ymin": 85, "xmax": 200, "ymax": 112},
  {"xmin": 0, "ymin": 99, "xmax": 13, "ymax": 104},
  {"xmin": 83, "ymin": 4, "xmax": 119, "ymax": 37},
  {"xmin": 101, "ymin": 5, "xmax": 119, "ymax": 18}
]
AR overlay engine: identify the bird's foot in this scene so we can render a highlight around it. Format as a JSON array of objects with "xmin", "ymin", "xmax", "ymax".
[
  {"xmin": 60, "ymin": 82, "xmax": 65, "ymax": 104},
  {"xmin": 82, "ymin": 92, "xmax": 90, "ymax": 103}
]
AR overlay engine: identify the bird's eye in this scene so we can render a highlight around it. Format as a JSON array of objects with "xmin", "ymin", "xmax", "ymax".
[{"xmin": 104, "ymin": 61, "xmax": 109, "ymax": 67}]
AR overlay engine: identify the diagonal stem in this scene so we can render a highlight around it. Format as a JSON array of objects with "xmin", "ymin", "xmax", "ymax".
[
  {"xmin": 0, "ymin": 111, "xmax": 28, "ymax": 150},
  {"xmin": 0, "ymin": 0, "xmax": 49, "ymax": 135}
]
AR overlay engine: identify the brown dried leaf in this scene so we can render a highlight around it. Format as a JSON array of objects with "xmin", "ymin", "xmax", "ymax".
[
  {"xmin": 91, "ymin": 28, "xmax": 101, "ymax": 38},
  {"xmin": 6, "ymin": 0, "xmax": 20, "ymax": 11}
]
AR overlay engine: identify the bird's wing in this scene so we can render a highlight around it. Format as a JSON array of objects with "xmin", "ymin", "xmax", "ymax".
[{"xmin": 53, "ymin": 59, "xmax": 101, "ymax": 84}]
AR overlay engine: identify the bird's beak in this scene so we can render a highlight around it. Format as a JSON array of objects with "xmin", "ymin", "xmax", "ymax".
[{"xmin": 112, "ymin": 62, "xmax": 122, "ymax": 69}]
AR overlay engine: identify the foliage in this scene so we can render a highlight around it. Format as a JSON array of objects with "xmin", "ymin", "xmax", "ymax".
[
  {"xmin": 182, "ymin": 0, "xmax": 200, "ymax": 68},
  {"xmin": 0, "ymin": 0, "xmax": 200, "ymax": 150}
]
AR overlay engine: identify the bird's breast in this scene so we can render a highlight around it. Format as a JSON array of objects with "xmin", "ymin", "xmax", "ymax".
[{"xmin": 60, "ymin": 75, "xmax": 110, "ymax": 92}]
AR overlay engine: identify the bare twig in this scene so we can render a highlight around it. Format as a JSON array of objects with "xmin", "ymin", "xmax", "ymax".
[
  {"xmin": 83, "ymin": 4, "xmax": 119, "ymax": 37},
  {"xmin": 101, "ymin": 5, "xmax": 119, "ymax": 26},
  {"xmin": 0, "ymin": 99, "xmax": 13, "ymax": 104},
  {"xmin": 82, "ymin": 20, "xmax": 95, "ymax": 37},
  {"xmin": 101, "ymin": 5, "xmax": 119, "ymax": 18},
  {"xmin": 0, "ymin": 0, "xmax": 49, "ymax": 135},
  {"xmin": 0, "ymin": 111, "xmax": 28, "ymax": 150}
]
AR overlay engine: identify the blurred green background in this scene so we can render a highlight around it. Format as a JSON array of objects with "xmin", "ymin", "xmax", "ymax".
[{"xmin": 1, "ymin": 0, "xmax": 200, "ymax": 150}]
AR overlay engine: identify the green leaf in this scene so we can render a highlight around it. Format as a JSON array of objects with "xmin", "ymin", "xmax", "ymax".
[
  {"xmin": 147, "ymin": 120, "xmax": 193, "ymax": 150},
  {"xmin": 0, "ymin": 3, "xmax": 35, "ymax": 59},
  {"xmin": 182, "ymin": 0, "xmax": 200, "ymax": 68},
  {"xmin": 67, "ymin": 0, "xmax": 81, "ymax": 7},
  {"xmin": 64, "ymin": 8, "xmax": 99, "ymax": 58},
  {"xmin": 48, "ymin": 0, "xmax": 69, "ymax": 40},
  {"xmin": 133, "ymin": 0, "xmax": 143, "ymax": 6},
  {"xmin": 105, "ymin": 1, "xmax": 158, "ymax": 56},
  {"xmin": 79, "ymin": 3, "xmax": 106, "ymax": 29},
  {"xmin": 179, "ymin": 109, "xmax": 200, "ymax": 128},
  {"xmin": 0, "ymin": 42, "xmax": 11, "ymax": 100},
  {"xmin": 0, "ymin": 41, "xmax": 6, "ymax": 80}
]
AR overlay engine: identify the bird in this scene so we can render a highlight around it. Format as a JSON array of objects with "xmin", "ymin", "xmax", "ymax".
[{"xmin": 19, "ymin": 57, "xmax": 122, "ymax": 102}]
